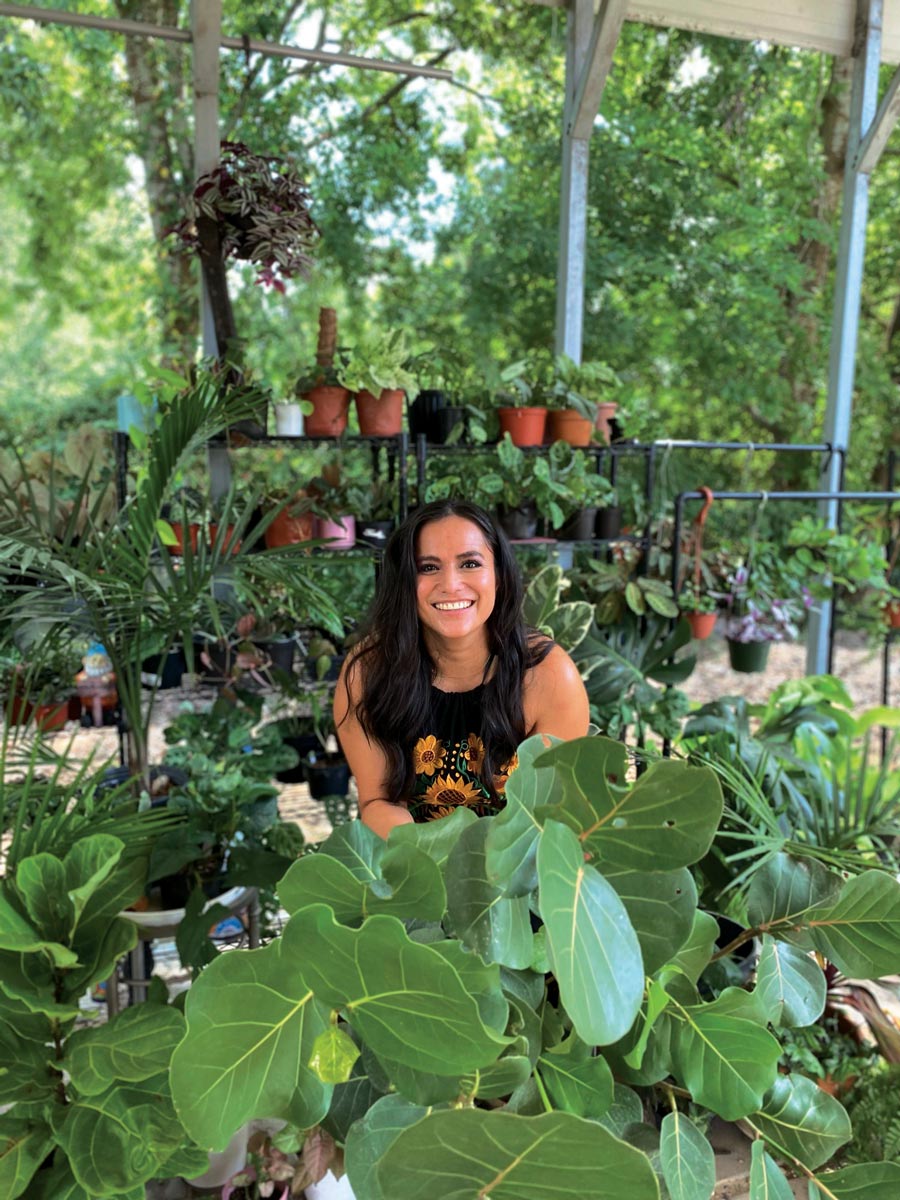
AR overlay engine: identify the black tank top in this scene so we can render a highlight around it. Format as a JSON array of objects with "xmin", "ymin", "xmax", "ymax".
[{"xmin": 408, "ymin": 685, "xmax": 518, "ymax": 823}]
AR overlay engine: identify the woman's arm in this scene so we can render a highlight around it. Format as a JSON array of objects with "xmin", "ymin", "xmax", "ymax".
[
  {"xmin": 333, "ymin": 656, "xmax": 414, "ymax": 838},
  {"xmin": 523, "ymin": 643, "xmax": 590, "ymax": 741}
]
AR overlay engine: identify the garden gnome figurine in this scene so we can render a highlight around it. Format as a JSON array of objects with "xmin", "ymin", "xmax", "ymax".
[{"xmin": 75, "ymin": 641, "xmax": 117, "ymax": 726}]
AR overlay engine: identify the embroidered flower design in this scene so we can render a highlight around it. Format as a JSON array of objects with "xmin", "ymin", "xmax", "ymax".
[
  {"xmin": 494, "ymin": 753, "xmax": 519, "ymax": 794},
  {"xmin": 413, "ymin": 735, "xmax": 446, "ymax": 777},
  {"xmin": 464, "ymin": 733, "xmax": 485, "ymax": 774},
  {"xmin": 421, "ymin": 773, "xmax": 484, "ymax": 811}
]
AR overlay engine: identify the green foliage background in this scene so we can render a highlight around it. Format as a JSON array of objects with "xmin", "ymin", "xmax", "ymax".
[{"xmin": 0, "ymin": 4, "xmax": 898, "ymax": 486}]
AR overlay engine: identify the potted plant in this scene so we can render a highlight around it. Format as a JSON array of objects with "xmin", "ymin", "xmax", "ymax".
[
  {"xmin": 2, "ymin": 636, "xmax": 81, "ymax": 731},
  {"xmin": 545, "ymin": 355, "xmax": 618, "ymax": 446},
  {"xmin": 554, "ymin": 447, "xmax": 617, "ymax": 540},
  {"xmin": 296, "ymin": 309, "xmax": 352, "ymax": 438},
  {"xmin": 172, "ymin": 140, "xmax": 317, "ymax": 377},
  {"xmin": 407, "ymin": 347, "xmax": 468, "ymax": 443},
  {"xmin": 721, "ymin": 560, "xmax": 804, "ymax": 673},
  {"xmin": 301, "ymin": 688, "xmax": 351, "ymax": 799},
  {"xmin": 168, "ymin": 732, "xmax": 900, "ymax": 1199},
  {"xmin": 678, "ymin": 579, "xmax": 718, "ymax": 640},
  {"xmin": 356, "ymin": 476, "xmax": 397, "ymax": 549},
  {"xmin": 340, "ymin": 330, "xmax": 417, "ymax": 437},
  {"xmin": 309, "ymin": 458, "xmax": 370, "ymax": 550},
  {"xmin": 493, "ymin": 357, "xmax": 548, "ymax": 447}
]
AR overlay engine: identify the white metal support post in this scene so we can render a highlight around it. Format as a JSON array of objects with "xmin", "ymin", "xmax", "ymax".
[
  {"xmin": 554, "ymin": 0, "xmax": 627, "ymax": 363},
  {"xmin": 192, "ymin": 0, "xmax": 231, "ymax": 498},
  {"xmin": 807, "ymin": 0, "xmax": 883, "ymax": 674}
]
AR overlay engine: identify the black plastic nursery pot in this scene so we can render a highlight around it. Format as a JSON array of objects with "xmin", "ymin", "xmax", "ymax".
[
  {"xmin": 305, "ymin": 757, "xmax": 351, "ymax": 800},
  {"xmin": 558, "ymin": 506, "xmax": 598, "ymax": 541},
  {"xmin": 408, "ymin": 389, "xmax": 450, "ymax": 442},
  {"xmin": 357, "ymin": 519, "xmax": 395, "ymax": 550},
  {"xmin": 141, "ymin": 647, "xmax": 187, "ymax": 690},
  {"xmin": 266, "ymin": 719, "xmax": 320, "ymax": 784},
  {"xmin": 498, "ymin": 504, "xmax": 539, "ymax": 540},
  {"xmin": 255, "ymin": 637, "xmax": 296, "ymax": 675},
  {"xmin": 595, "ymin": 505, "xmax": 623, "ymax": 540},
  {"xmin": 727, "ymin": 637, "xmax": 771, "ymax": 673}
]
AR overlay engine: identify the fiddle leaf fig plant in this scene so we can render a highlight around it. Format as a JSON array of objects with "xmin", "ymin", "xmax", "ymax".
[
  {"xmin": 0, "ymin": 833, "xmax": 208, "ymax": 1198},
  {"xmin": 168, "ymin": 735, "xmax": 900, "ymax": 1199}
]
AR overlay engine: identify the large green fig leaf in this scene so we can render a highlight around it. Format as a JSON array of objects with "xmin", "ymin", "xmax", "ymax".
[
  {"xmin": 746, "ymin": 855, "xmax": 841, "ymax": 944},
  {"xmin": 598, "ymin": 1082, "xmax": 644, "ymax": 1136},
  {"xmin": 0, "ymin": 1118, "xmax": 55, "ymax": 1200},
  {"xmin": 283, "ymin": 904, "xmax": 510, "ymax": 1075},
  {"xmin": 606, "ymin": 866, "xmax": 697, "ymax": 975},
  {"xmin": 279, "ymin": 841, "xmax": 445, "ymax": 925},
  {"xmin": 485, "ymin": 734, "xmax": 563, "ymax": 897},
  {"xmin": 535, "ymin": 740, "xmax": 722, "ymax": 871},
  {"xmin": 429, "ymin": 939, "xmax": 508, "ymax": 1032},
  {"xmin": 666, "ymin": 910, "xmax": 719, "ymax": 985},
  {"xmin": 755, "ymin": 937, "xmax": 826, "ymax": 1028},
  {"xmin": 62, "ymin": 916, "xmax": 138, "ymax": 1002},
  {"xmin": 659, "ymin": 1110, "xmax": 715, "ymax": 1200},
  {"xmin": 344, "ymin": 1094, "xmax": 428, "ymax": 1200},
  {"xmin": 0, "ymin": 950, "xmax": 79, "ymax": 1021},
  {"xmin": 445, "ymin": 818, "xmax": 533, "ymax": 967},
  {"xmin": 312, "ymin": 820, "xmax": 384, "ymax": 880},
  {"xmin": 26, "ymin": 1157, "xmax": 98, "ymax": 1200},
  {"xmin": 53, "ymin": 1074, "xmax": 192, "ymax": 1197},
  {"xmin": 668, "ymin": 995, "xmax": 781, "ymax": 1119},
  {"xmin": 811, "ymin": 1163, "xmax": 900, "ymax": 1198},
  {"xmin": 322, "ymin": 1068, "xmax": 385, "ymax": 1145},
  {"xmin": 0, "ymin": 885, "xmax": 77, "ymax": 966},
  {"xmin": 170, "ymin": 937, "xmax": 330, "ymax": 1151},
  {"xmin": 66, "ymin": 1003, "xmax": 185, "ymax": 1095},
  {"xmin": 749, "ymin": 1139, "xmax": 794, "ymax": 1199},
  {"xmin": 14, "ymin": 854, "xmax": 73, "ymax": 942},
  {"xmin": 0, "ymin": 986, "xmax": 62, "ymax": 1040},
  {"xmin": 537, "ymin": 1049, "xmax": 614, "ymax": 1118},
  {"xmin": 748, "ymin": 1074, "xmax": 851, "ymax": 1169},
  {"xmin": 806, "ymin": 872, "xmax": 900, "ymax": 978},
  {"xmin": 390, "ymin": 804, "xmax": 477, "ymax": 870},
  {"xmin": 0, "ymin": 1025, "xmax": 56, "ymax": 1104},
  {"xmin": 376, "ymin": 1109, "xmax": 660, "ymax": 1199},
  {"xmin": 537, "ymin": 819, "xmax": 644, "ymax": 1045},
  {"xmin": 64, "ymin": 835, "xmax": 126, "ymax": 930}
]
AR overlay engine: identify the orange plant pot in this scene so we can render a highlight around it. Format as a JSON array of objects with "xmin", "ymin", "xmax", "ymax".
[
  {"xmin": 355, "ymin": 388, "xmax": 404, "ymax": 436},
  {"xmin": 265, "ymin": 509, "xmax": 315, "ymax": 549},
  {"xmin": 167, "ymin": 521, "xmax": 200, "ymax": 556},
  {"xmin": 208, "ymin": 523, "xmax": 242, "ymax": 556},
  {"xmin": 547, "ymin": 408, "xmax": 592, "ymax": 447},
  {"xmin": 497, "ymin": 406, "xmax": 547, "ymax": 447},
  {"xmin": 302, "ymin": 386, "xmax": 350, "ymax": 437},
  {"xmin": 886, "ymin": 600, "xmax": 900, "ymax": 629},
  {"xmin": 684, "ymin": 611, "xmax": 717, "ymax": 640},
  {"xmin": 594, "ymin": 401, "xmax": 618, "ymax": 445}
]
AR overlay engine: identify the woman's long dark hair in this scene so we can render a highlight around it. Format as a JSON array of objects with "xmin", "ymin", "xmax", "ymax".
[{"xmin": 342, "ymin": 499, "xmax": 550, "ymax": 804}]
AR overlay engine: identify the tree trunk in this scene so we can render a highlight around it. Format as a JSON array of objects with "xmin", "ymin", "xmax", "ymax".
[{"xmin": 114, "ymin": 0, "xmax": 198, "ymax": 365}]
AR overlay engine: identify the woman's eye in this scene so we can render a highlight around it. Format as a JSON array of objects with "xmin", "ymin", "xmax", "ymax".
[
  {"xmin": 417, "ymin": 563, "xmax": 437, "ymax": 573},
  {"xmin": 463, "ymin": 559, "xmax": 482, "ymax": 569}
]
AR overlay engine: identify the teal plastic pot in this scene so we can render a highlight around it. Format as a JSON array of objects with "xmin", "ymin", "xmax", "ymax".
[{"xmin": 727, "ymin": 638, "xmax": 771, "ymax": 673}]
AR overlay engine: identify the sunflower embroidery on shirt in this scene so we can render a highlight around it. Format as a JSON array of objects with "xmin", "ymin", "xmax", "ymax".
[
  {"xmin": 494, "ymin": 752, "xmax": 519, "ymax": 794},
  {"xmin": 420, "ymin": 772, "xmax": 484, "ymax": 812},
  {"xmin": 464, "ymin": 732, "xmax": 485, "ymax": 774},
  {"xmin": 412, "ymin": 734, "xmax": 446, "ymax": 777}
]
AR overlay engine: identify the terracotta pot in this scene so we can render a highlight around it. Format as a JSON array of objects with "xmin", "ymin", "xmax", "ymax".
[
  {"xmin": 355, "ymin": 388, "xmax": 404, "ymax": 436},
  {"xmin": 684, "ymin": 611, "xmax": 717, "ymax": 640},
  {"xmin": 497, "ymin": 406, "xmax": 547, "ymax": 447},
  {"xmin": 315, "ymin": 515, "xmax": 356, "ymax": 550},
  {"xmin": 886, "ymin": 600, "xmax": 900, "ymax": 629},
  {"xmin": 727, "ymin": 638, "xmax": 771, "ymax": 673},
  {"xmin": 302, "ymin": 386, "xmax": 350, "ymax": 437},
  {"xmin": 167, "ymin": 521, "xmax": 200, "ymax": 556},
  {"xmin": 208, "ymin": 523, "xmax": 242, "ymax": 555},
  {"xmin": 547, "ymin": 408, "xmax": 592, "ymax": 447},
  {"xmin": 264, "ymin": 509, "xmax": 314, "ymax": 548},
  {"xmin": 594, "ymin": 401, "xmax": 618, "ymax": 445},
  {"xmin": 30, "ymin": 700, "xmax": 71, "ymax": 732}
]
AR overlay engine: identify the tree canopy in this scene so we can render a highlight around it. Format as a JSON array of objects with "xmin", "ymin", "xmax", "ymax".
[{"xmin": 0, "ymin": 2, "xmax": 897, "ymax": 485}]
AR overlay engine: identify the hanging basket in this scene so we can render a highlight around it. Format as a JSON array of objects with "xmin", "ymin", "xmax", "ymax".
[
  {"xmin": 727, "ymin": 638, "xmax": 771, "ymax": 673},
  {"xmin": 684, "ymin": 611, "xmax": 717, "ymax": 640}
]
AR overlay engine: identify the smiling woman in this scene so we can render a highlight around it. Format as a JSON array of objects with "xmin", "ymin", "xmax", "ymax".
[{"xmin": 333, "ymin": 500, "xmax": 589, "ymax": 837}]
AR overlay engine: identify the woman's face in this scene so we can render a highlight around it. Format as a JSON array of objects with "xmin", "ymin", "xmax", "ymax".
[{"xmin": 414, "ymin": 515, "xmax": 497, "ymax": 643}]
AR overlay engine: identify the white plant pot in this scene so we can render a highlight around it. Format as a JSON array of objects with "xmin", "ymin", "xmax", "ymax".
[
  {"xmin": 306, "ymin": 1170, "xmax": 356, "ymax": 1199},
  {"xmin": 274, "ymin": 402, "xmax": 304, "ymax": 436}
]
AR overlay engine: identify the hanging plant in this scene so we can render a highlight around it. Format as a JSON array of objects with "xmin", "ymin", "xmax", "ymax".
[{"xmin": 171, "ymin": 140, "xmax": 319, "ymax": 358}]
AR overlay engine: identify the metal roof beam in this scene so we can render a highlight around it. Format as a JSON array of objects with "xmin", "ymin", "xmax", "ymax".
[
  {"xmin": 854, "ymin": 61, "xmax": 900, "ymax": 172},
  {"xmin": 0, "ymin": 2, "xmax": 452, "ymax": 79},
  {"xmin": 571, "ymin": 0, "xmax": 628, "ymax": 139}
]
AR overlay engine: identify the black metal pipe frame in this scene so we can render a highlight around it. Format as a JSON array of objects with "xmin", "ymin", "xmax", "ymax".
[
  {"xmin": 670, "ymin": 485, "xmax": 900, "ymax": 759},
  {"xmin": 883, "ymin": 451, "xmax": 898, "ymax": 759}
]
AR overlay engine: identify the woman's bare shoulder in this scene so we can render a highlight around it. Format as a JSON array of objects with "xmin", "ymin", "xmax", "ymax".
[{"xmin": 523, "ymin": 641, "xmax": 589, "ymax": 739}]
